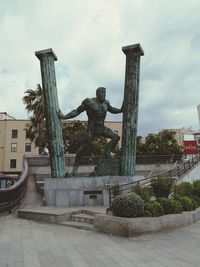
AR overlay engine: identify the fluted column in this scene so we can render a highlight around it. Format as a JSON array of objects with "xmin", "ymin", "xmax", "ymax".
[
  {"xmin": 121, "ymin": 44, "xmax": 144, "ymax": 175},
  {"xmin": 35, "ymin": 48, "xmax": 66, "ymax": 178}
]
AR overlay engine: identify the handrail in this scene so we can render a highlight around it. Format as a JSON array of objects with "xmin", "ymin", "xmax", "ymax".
[
  {"xmin": 0, "ymin": 157, "xmax": 29, "ymax": 214},
  {"xmin": 107, "ymin": 154, "xmax": 200, "ymax": 208}
]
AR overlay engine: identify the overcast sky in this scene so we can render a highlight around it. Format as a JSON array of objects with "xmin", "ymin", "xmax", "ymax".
[{"xmin": 1, "ymin": 0, "xmax": 200, "ymax": 137}]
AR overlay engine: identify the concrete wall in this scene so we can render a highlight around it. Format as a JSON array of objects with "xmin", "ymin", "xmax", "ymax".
[
  {"xmin": 29, "ymin": 163, "xmax": 175, "ymax": 176},
  {"xmin": 44, "ymin": 175, "xmax": 143, "ymax": 206},
  {"xmin": 94, "ymin": 208, "xmax": 200, "ymax": 237}
]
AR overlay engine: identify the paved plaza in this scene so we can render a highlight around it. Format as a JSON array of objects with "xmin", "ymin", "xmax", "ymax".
[{"xmin": 0, "ymin": 213, "xmax": 200, "ymax": 267}]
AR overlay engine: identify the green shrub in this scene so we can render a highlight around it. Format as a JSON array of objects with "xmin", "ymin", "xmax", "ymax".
[
  {"xmin": 192, "ymin": 196, "xmax": 200, "ymax": 207},
  {"xmin": 131, "ymin": 184, "xmax": 152, "ymax": 201},
  {"xmin": 144, "ymin": 200, "xmax": 164, "ymax": 217},
  {"xmin": 151, "ymin": 176, "xmax": 175, "ymax": 198},
  {"xmin": 157, "ymin": 198, "xmax": 174, "ymax": 214},
  {"xmin": 179, "ymin": 197, "xmax": 194, "ymax": 211},
  {"xmin": 170, "ymin": 199, "xmax": 183, "ymax": 214},
  {"xmin": 192, "ymin": 180, "xmax": 200, "ymax": 198},
  {"xmin": 111, "ymin": 192, "xmax": 144, "ymax": 218},
  {"xmin": 111, "ymin": 184, "xmax": 122, "ymax": 198},
  {"xmin": 191, "ymin": 198, "xmax": 198, "ymax": 210},
  {"xmin": 173, "ymin": 182, "xmax": 193, "ymax": 198}
]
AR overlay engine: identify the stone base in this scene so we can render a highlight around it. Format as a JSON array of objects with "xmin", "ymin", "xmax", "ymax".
[
  {"xmin": 94, "ymin": 208, "xmax": 200, "ymax": 237},
  {"xmin": 44, "ymin": 175, "xmax": 143, "ymax": 207},
  {"xmin": 95, "ymin": 158, "xmax": 120, "ymax": 176}
]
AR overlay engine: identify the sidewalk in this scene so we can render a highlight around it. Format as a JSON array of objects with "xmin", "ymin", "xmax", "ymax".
[{"xmin": 0, "ymin": 213, "xmax": 200, "ymax": 267}]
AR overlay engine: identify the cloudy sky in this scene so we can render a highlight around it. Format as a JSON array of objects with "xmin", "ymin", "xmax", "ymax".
[{"xmin": 1, "ymin": 0, "xmax": 200, "ymax": 136}]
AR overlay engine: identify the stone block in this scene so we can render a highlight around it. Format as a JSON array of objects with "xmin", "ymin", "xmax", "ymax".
[
  {"xmin": 69, "ymin": 190, "xmax": 83, "ymax": 206},
  {"xmin": 95, "ymin": 214, "xmax": 130, "ymax": 237},
  {"xmin": 129, "ymin": 217, "xmax": 161, "ymax": 235},
  {"xmin": 94, "ymin": 208, "xmax": 200, "ymax": 237},
  {"xmin": 83, "ymin": 191, "xmax": 103, "ymax": 206},
  {"xmin": 55, "ymin": 190, "xmax": 70, "ymax": 206},
  {"xmin": 44, "ymin": 175, "xmax": 145, "ymax": 206},
  {"xmin": 96, "ymin": 158, "xmax": 120, "ymax": 176}
]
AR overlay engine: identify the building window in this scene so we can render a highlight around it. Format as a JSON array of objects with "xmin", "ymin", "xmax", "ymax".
[
  {"xmin": 11, "ymin": 143, "xmax": 17, "ymax": 152},
  {"xmin": 10, "ymin": 159, "xmax": 16, "ymax": 168},
  {"xmin": 12, "ymin": 129, "xmax": 18, "ymax": 139},
  {"xmin": 25, "ymin": 143, "xmax": 31, "ymax": 152}
]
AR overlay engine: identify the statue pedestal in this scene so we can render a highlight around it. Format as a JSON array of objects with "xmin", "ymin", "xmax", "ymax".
[
  {"xmin": 44, "ymin": 175, "xmax": 143, "ymax": 206},
  {"xmin": 95, "ymin": 158, "xmax": 120, "ymax": 176}
]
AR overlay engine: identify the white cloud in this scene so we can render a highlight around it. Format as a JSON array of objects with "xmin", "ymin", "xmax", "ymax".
[{"xmin": 0, "ymin": 0, "xmax": 200, "ymax": 136}]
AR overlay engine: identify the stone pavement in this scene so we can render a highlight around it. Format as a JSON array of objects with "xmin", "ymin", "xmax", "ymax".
[{"xmin": 0, "ymin": 213, "xmax": 200, "ymax": 267}]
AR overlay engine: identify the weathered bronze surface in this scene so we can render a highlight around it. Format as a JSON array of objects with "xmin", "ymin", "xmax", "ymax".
[
  {"xmin": 35, "ymin": 49, "xmax": 66, "ymax": 178},
  {"xmin": 121, "ymin": 43, "xmax": 144, "ymax": 176},
  {"xmin": 59, "ymin": 87, "xmax": 123, "ymax": 175}
]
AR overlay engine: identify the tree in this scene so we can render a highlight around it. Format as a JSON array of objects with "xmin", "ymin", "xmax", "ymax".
[
  {"xmin": 62, "ymin": 120, "xmax": 108, "ymax": 156},
  {"xmin": 136, "ymin": 136, "xmax": 147, "ymax": 155},
  {"xmin": 137, "ymin": 130, "xmax": 183, "ymax": 155},
  {"xmin": 24, "ymin": 116, "xmax": 47, "ymax": 149},
  {"xmin": 156, "ymin": 130, "xmax": 182, "ymax": 155},
  {"xmin": 22, "ymin": 84, "xmax": 46, "ymax": 153}
]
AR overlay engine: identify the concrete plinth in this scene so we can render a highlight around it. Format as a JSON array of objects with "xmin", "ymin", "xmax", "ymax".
[
  {"xmin": 95, "ymin": 158, "xmax": 120, "ymax": 176},
  {"xmin": 44, "ymin": 175, "xmax": 143, "ymax": 206}
]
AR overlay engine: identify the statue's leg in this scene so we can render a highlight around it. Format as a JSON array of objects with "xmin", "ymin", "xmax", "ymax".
[
  {"xmin": 71, "ymin": 133, "xmax": 93, "ymax": 176},
  {"xmin": 101, "ymin": 127, "xmax": 120, "ymax": 158}
]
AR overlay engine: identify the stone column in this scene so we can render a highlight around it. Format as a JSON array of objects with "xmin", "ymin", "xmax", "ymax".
[
  {"xmin": 35, "ymin": 48, "xmax": 66, "ymax": 178},
  {"xmin": 121, "ymin": 44, "xmax": 144, "ymax": 176}
]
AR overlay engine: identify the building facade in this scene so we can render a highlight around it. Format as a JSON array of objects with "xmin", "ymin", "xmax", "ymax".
[{"xmin": 0, "ymin": 113, "xmax": 38, "ymax": 174}]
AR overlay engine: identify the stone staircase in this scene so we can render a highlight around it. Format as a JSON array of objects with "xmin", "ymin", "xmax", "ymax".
[
  {"xmin": 60, "ymin": 211, "xmax": 95, "ymax": 231},
  {"xmin": 18, "ymin": 207, "xmax": 107, "ymax": 231}
]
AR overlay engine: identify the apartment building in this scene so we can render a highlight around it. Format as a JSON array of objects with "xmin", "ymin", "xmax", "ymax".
[{"xmin": 0, "ymin": 113, "xmax": 38, "ymax": 174}]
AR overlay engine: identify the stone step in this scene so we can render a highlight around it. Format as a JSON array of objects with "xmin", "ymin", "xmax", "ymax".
[
  {"xmin": 59, "ymin": 220, "xmax": 94, "ymax": 231},
  {"xmin": 71, "ymin": 213, "xmax": 94, "ymax": 224}
]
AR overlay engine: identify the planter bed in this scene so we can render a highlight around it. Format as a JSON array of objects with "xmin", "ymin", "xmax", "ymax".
[{"xmin": 94, "ymin": 207, "xmax": 200, "ymax": 237}]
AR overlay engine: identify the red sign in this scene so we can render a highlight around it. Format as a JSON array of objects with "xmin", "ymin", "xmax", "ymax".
[{"xmin": 183, "ymin": 140, "xmax": 198, "ymax": 154}]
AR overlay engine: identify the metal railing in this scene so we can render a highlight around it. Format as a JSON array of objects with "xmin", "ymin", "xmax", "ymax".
[
  {"xmin": 107, "ymin": 155, "xmax": 200, "ymax": 207},
  {"xmin": 0, "ymin": 158, "xmax": 29, "ymax": 214}
]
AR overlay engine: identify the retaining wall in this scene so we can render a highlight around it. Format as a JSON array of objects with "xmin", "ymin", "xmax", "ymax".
[{"xmin": 94, "ymin": 208, "xmax": 200, "ymax": 237}]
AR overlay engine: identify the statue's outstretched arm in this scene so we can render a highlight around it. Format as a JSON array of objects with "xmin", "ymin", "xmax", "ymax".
[
  {"xmin": 58, "ymin": 103, "xmax": 85, "ymax": 120},
  {"xmin": 108, "ymin": 101, "xmax": 124, "ymax": 114}
]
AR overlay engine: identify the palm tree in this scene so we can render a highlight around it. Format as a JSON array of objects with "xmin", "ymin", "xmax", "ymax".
[{"xmin": 22, "ymin": 84, "xmax": 46, "ymax": 153}]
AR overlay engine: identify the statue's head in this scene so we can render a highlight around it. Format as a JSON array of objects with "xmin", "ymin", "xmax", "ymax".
[{"xmin": 96, "ymin": 87, "xmax": 106, "ymax": 103}]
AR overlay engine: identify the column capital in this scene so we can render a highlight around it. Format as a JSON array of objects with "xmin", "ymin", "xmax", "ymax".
[
  {"xmin": 35, "ymin": 48, "xmax": 58, "ymax": 61},
  {"xmin": 122, "ymin": 43, "xmax": 144, "ymax": 56}
]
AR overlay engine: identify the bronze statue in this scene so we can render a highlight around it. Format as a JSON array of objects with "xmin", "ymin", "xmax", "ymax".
[{"xmin": 58, "ymin": 87, "xmax": 123, "ymax": 175}]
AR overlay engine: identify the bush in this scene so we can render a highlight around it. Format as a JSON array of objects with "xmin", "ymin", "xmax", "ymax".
[
  {"xmin": 192, "ymin": 180, "xmax": 200, "ymax": 198},
  {"xmin": 191, "ymin": 198, "xmax": 198, "ymax": 210},
  {"xmin": 170, "ymin": 199, "xmax": 183, "ymax": 214},
  {"xmin": 179, "ymin": 197, "xmax": 195, "ymax": 211},
  {"xmin": 131, "ymin": 184, "xmax": 152, "ymax": 201},
  {"xmin": 192, "ymin": 196, "xmax": 200, "ymax": 207},
  {"xmin": 157, "ymin": 198, "xmax": 174, "ymax": 214},
  {"xmin": 111, "ymin": 192, "xmax": 144, "ymax": 218},
  {"xmin": 173, "ymin": 182, "xmax": 193, "ymax": 198},
  {"xmin": 151, "ymin": 176, "xmax": 175, "ymax": 198},
  {"xmin": 144, "ymin": 200, "xmax": 164, "ymax": 217},
  {"xmin": 156, "ymin": 198, "xmax": 183, "ymax": 214}
]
